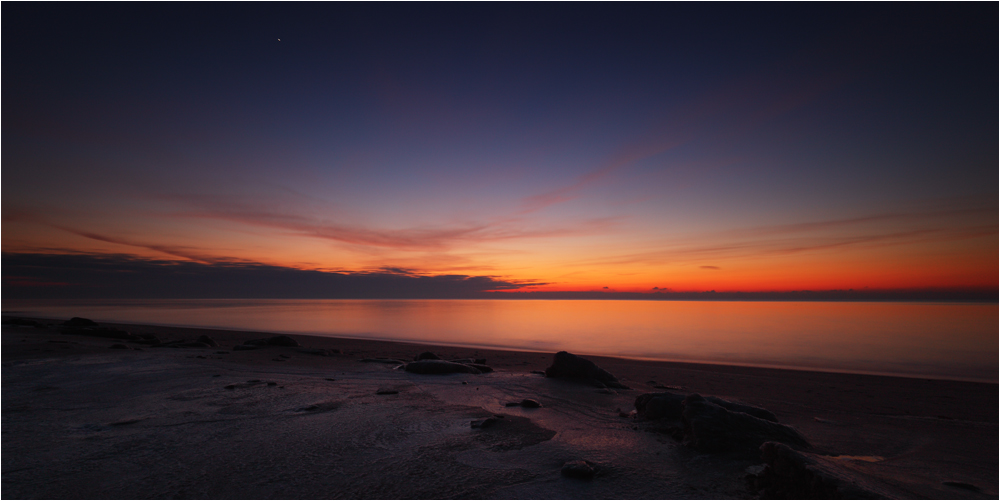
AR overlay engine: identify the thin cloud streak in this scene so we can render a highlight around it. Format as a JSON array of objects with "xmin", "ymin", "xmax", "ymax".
[{"xmin": 569, "ymin": 204, "xmax": 997, "ymax": 269}]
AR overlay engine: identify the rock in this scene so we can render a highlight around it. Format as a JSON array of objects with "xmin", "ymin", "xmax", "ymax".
[
  {"xmin": 300, "ymin": 348, "xmax": 340, "ymax": 356},
  {"xmin": 404, "ymin": 360, "xmax": 482, "ymax": 375},
  {"xmin": 63, "ymin": 317, "xmax": 98, "ymax": 327},
  {"xmin": 360, "ymin": 358, "xmax": 407, "ymax": 364},
  {"xmin": 376, "ymin": 389, "xmax": 399, "ymax": 395},
  {"xmin": 244, "ymin": 335, "xmax": 299, "ymax": 347},
  {"xmin": 176, "ymin": 341, "xmax": 211, "ymax": 348},
  {"xmin": 748, "ymin": 441, "xmax": 888, "ymax": 499},
  {"xmin": 463, "ymin": 363, "xmax": 494, "ymax": 373},
  {"xmin": 636, "ymin": 392, "xmax": 779, "ymax": 423},
  {"xmin": 471, "ymin": 417, "xmax": 498, "ymax": 428},
  {"xmin": 942, "ymin": 481, "xmax": 981, "ymax": 493},
  {"xmin": 415, "ymin": 351, "xmax": 441, "ymax": 360},
  {"xmin": 196, "ymin": 335, "xmax": 219, "ymax": 347},
  {"xmin": 544, "ymin": 351, "xmax": 628, "ymax": 389},
  {"xmin": 635, "ymin": 391, "xmax": 686, "ymax": 420},
  {"xmin": 109, "ymin": 344, "xmax": 129, "ymax": 349},
  {"xmin": 682, "ymin": 394, "xmax": 809, "ymax": 453},
  {"xmin": 7, "ymin": 318, "xmax": 43, "ymax": 327},
  {"xmin": 705, "ymin": 395, "xmax": 778, "ymax": 422},
  {"xmin": 561, "ymin": 460, "xmax": 596, "ymax": 479},
  {"xmin": 474, "ymin": 358, "xmax": 487, "ymax": 365},
  {"xmin": 520, "ymin": 399, "xmax": 542, "ymax": 408},
  {"xmin": 134, "ymin": 334, "xmax": 161, "ymax": 345}
]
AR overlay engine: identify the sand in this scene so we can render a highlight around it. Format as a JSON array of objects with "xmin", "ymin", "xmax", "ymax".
[{"xmin": 2, "ymin": 317, "xmax": 996, "ymax": 499}]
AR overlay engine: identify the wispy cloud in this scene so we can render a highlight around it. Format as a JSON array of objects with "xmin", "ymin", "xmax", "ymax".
[
  {"xmin": 154, "ymin": 193, "xmax": 619, "ymax": 253},
  {"xmin": 568, "ymin": 200, "xmax": 997, "ymax": 269}
]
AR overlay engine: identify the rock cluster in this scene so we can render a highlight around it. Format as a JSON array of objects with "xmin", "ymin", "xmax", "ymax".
[{"xmin": 634, "ymin": 392, "xmax": 808, "ymax": 453}]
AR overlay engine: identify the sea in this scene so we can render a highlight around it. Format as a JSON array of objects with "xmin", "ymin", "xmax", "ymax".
[{"xmin": 4, "ymin": 299, "xmax": 996, "ymax": 383}]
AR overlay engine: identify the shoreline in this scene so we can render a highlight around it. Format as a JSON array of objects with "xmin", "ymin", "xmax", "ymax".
[{"xmin": 3, "ymin": 315, "xmax": 997, "ymax": 499}]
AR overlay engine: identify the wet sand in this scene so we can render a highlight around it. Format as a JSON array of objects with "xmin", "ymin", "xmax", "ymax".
[{"xmin": 2, "ymin": 317, "xmax": 996, "ymax": 499}]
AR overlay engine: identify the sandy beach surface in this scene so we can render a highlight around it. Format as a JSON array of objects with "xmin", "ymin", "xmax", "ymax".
[{"xmin": 3, "ymin": 317, "xmax": 996, "ymax": 499}]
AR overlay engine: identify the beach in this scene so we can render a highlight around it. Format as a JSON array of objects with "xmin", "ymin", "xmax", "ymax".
[{"xmin": 3, "ymin": 317, "xmax": 996, "ymax": 499}]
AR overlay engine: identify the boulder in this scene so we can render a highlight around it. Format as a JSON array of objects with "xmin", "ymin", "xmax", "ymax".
[
  {"xmin": 561, "ymin": 460, "xmax": 597, "ymax": 479},
  {"xmin": 748, "ymin": 441, "xmax": 889, "ymax": 499},
  {"xmin": 705, "ymin": 396, "xmax": 778, "ymax": 422},
  {"xmin": 63, "ymin": 317, "xmax": 98, "ymax": 327},
  {"xmin": 197, "ymin": 335, "xmax": 219, "ymax": 347},
  {"xmin": 635, "ymin": 392, "xmax": 776, "ymax": 422},
  {"xmin": 415, "ymin": 351, "xmax": 440, "ymax": 360},
  {"xmin": 244, "ymin": 335, "xmax": 299, "ymax": 347},
  {"xmin": 635, "ymin": 391, "xmax": 686, "ymax": 420},
  {"xmin": 360, "ymin": 358, "xmax": 407, "ymax": 364},
  {"xmin": 520, "ymin": 399, "xmax": 542, "ymax": 408},
  {"xmin": 471, "ymin": 417, "xmax": 498, "ymax": 428},
  {"xmin": 6, "ymin": 318, "xmax": 43, "ymax": 328},
  {"xmin": 404, "ymin": 360, "xmax": 482, "ymax": 375},
  {"xmin": 463, "ymin": 363, "xmax": 494, "ymax": 373},
  {"xmin": 544, "ymin": 351, "xmax": 628, "ymax": 389},
  {"xmin": 682, "ymin": 394, "xmax": 809, "ymax": 453}
]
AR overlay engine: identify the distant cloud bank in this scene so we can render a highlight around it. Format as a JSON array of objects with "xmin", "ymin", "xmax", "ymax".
[
  {"xmin": 3, "ymin": 253, "xmax": 994, "ymax": 302},
  {"xmin": 1, "ymin": 253, "xmax": 543, "ymax": 299}
]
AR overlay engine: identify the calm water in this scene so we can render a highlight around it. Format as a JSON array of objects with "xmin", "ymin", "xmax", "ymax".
[{"xmin": 4, "ymin": 299, "xmax": 996, "ymax": 382}]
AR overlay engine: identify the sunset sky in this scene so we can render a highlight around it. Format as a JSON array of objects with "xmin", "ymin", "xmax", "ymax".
[{"xmin": 3, "ymin": 3, "xmax": 996, "ymax": 298}]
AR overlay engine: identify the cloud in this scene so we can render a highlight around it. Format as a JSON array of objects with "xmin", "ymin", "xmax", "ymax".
[
  {"xmin": 700, "ymin": 265, "xmax": 720, "ymax": 270},
  {"xmin": 2, "ymin": 252, "xmax": 547, "ymax": 299},
  {"xmin": 153, "ymin": 192, "xmax": 618, "ymax": 252},
  {"xmin": 565, "ymin": 198, "xmax": 997, "ymax": 269}
]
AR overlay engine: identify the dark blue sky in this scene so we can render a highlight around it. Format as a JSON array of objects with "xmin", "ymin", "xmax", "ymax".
[{"xmin": 3, "ymin": 3, "xmax": 996, "ymax": 298}]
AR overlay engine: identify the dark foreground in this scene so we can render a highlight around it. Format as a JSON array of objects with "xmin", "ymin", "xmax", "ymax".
[{"xmin": 2, "ymin": 317, "xmax": 996, "ymax": 499}]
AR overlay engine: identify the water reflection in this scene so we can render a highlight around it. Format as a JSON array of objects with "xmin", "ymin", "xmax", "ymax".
[{"xmin": 4, "ymin": 299, "xmax": 996, "ymax": 382}]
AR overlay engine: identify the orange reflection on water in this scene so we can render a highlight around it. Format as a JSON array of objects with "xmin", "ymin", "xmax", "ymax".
[{"xmin": 5, "ymin": 299, "xmax": 996, "ymax": 382}]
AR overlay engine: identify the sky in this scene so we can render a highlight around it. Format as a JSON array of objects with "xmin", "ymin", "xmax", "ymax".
[{"xmin": 3, "ymin": 3, "xmax": 997, "ymax": 299}]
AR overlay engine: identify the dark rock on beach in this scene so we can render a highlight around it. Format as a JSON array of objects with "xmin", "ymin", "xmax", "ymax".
[
  {"xmin": 405, "ymin": 360, "xmax": 484, "ymax": 375},
  {"xmin": 462, "ymin": 363, "xmax": 494, "ymax": 374},
  {"xmin": 635, "ymin": 392, "xmax": 778, "ymax": 423},
  {"xmin": 471, "ymin": 417, "xmax": 498, "ymax": 428},
  {"xmin": 520, "ymin": 399, "xmax": 542, "ymax": 408},
  {"xmin": 415, "ymin": 351, "xmax": 441, "ymax": 360},
  {"xmin": 63, "ymin": 317, "xmax": 99, "ymax": 328},
  {"xmin": 300, "ymin": 348, "xmax": 340, "ymax": 356},
  {"xmin": 748, "ymin": 441, "xmax": 886, "ymax": 499},
  {"xmin": 682, "ymin": 394, "xmax": 809, "ymax": 453},
  {"xmin": 544, "ymin": 351, "xmax": 629, "ymax": 389},
  {"xmin": 360, "ymin": 358, "xmax": 407, "ymax": 364},
  {"xmin": 705, "ymin": 395, "xmax": 778, "ymax": 422},
  {"xmin": 197, "ymin": 335, "xmax": 219, "ymax": 347},
  {"xmin": 635, "ymin": 391, "xmax": 686, "ymax": 420},
  {"xmin": 5, "ymin": 318, "xmax": 45, "ymax": 328},
  {"xmin": 133, "ymin": 334, "xmax": 162, "ymax": 345},
  {"xmin": 561, "ymin": 460, "xmax": 597, "ymax": 479},
  {"xmin": 245, "ymin": 335, "xmax": 300, "ymax": 347}
]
